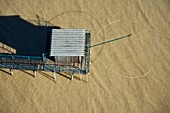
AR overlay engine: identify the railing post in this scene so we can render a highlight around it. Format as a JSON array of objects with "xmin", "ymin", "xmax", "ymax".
[{"xmin": 42, "ymin": 53, "xmax": 46, "ymax": 62}]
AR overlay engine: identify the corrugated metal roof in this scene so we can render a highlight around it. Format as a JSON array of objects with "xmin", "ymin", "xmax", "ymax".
[{"xmin": 50, "ymin": 29, "xmax": 86, "ymax": 56}]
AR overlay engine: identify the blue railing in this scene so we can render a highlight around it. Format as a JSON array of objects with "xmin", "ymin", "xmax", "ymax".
[
  {"xmin": 0, "ymin": 54, "xmax": 44, "ymax": 61},
  {"xmin": 0, "ymin": 63, "xmax": 86, "ymax": 74}
]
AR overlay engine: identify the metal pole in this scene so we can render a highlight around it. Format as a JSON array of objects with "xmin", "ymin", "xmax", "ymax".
[{"xmin": 90, "ymin": 33, "xmax": 132, "ymax": 48}]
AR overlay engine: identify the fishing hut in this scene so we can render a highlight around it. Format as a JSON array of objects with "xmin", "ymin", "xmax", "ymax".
[
  {"xmin": 0, "ymin": 21, "xmax": 131, "ymax": 82},
  {"xmin": 0, "ymin": 29, "xmax": 91, "ymax": 82},
  {"xmin": 49, "ymin": 29, "xmax": 91, "ymax": 81}
]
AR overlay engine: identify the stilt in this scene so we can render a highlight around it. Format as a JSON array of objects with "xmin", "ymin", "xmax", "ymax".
[
  {"xmin": 71, "ymin": 75, "xmax": 73, "ymax": 80},
  {"xmin": 34, "ymin": 70, "xmax": 37, "ymax": 77},
  {"xmin": 71, "ymin": 73, "xmax": 74, "ymax": 80},
  {"xmin": 10, "ymin": 68, "xmax": 13, "ymax": 76},
  {"xmin": 53, "ymin": 68, "xmax": 56, "ymax": 81},
  {"xmin": 86, "ymin": 74, "xmax": 88, "ymax": 82},
  {"xmin": 54, "ymin": 71, "xmax": 56, "ymax": 81},
  {"xmin": 80, "ymin": 74, "xmax": 82, "ymax": 81}
]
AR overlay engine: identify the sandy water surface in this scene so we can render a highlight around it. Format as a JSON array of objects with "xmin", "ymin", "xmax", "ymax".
[{"xmin": 0, "ymin": 0, "xmax": 170, "ymax": 113}]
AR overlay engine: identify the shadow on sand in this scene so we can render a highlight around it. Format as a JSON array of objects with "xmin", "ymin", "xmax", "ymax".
[
  {"xmin": 0, "ymin": 69, "xmax": 11, "ymax": 76},
  {"xmin": 0, "ymin": 15, "xmax": 60, "ymax": 56}
]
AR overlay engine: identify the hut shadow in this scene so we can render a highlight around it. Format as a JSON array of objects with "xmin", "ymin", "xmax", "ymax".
[{"xmin": 0, "ymin": 15, "xmax": 60, "ymax": 56}]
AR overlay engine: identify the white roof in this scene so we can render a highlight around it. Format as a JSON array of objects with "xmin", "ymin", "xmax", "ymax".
[{"xmin": 50, "ymin": 29, "xmax": 86, "ymax": 56}]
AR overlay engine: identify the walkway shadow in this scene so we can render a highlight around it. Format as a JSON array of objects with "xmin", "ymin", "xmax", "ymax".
[
  {"xmin": 22, "ymin": 70, "xmax": 35, "ymax": 78},
  {"xmin": 0, "ymin": 69, "xmax": 11, "ymax": 76},
  {"xmin": 0, "ymin": 15, "xmax": 60, "ymax": 56},
  {"xmin": 57, "ymin": 72, "xmax": 71, "ymax": 80},
  {"xmin": 38, "ymin": 71, "xmax": 55, "ymax": 82}
]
